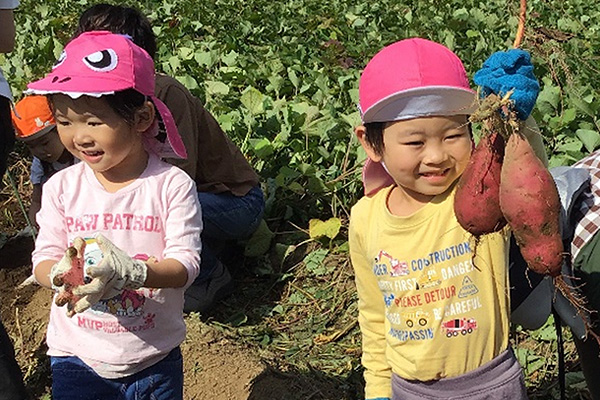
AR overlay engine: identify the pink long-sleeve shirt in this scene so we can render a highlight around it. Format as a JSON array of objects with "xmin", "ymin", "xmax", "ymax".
[{"xmin": 32, "ymin": 154, "xmax": 202, "ymax": 378}]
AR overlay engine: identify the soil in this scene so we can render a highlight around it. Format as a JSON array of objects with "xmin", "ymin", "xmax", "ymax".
[{"xmin": 0, "ymin": 234, "xmax": 345, "ymax": 400}]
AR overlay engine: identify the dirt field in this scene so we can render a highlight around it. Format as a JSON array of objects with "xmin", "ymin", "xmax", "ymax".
[{"xmin": 0, "ymin": 233, "xmax": 348, "ymax": 400}]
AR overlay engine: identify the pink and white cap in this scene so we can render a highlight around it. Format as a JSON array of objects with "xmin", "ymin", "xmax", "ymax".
[
  {"xmin": 26, "ymin": 31, "xmax": 187, "ymax": 159},
  {"xmin": 359, "ymin": 38, "xmax": 476, "ymax": 196}
]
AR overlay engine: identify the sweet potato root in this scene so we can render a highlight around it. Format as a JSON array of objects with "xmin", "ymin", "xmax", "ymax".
[
  {"xmin": 499, "ymin": 133, "xmax": 563, "ymax": 277},
  {"xmin": 455, "ymin": 130, "xmax": 506, "ymax": 236}
]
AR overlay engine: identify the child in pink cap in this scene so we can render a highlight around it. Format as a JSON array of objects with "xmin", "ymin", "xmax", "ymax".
[
  {"xmin": 349, "ymin": 38, "xmax": 546, "ymax": 400},
  {"xmin": 27, "ymin": 31, "xmax": 201, "ymax": 399}
]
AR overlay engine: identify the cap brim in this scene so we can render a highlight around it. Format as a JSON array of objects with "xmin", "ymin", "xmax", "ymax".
[
  {"xmin": 361, "ymin": 86, "xmax": 476, "ymax": 124},
  {"xmin": 16, "ymin": 124, "xmax": 57, "ymax": 142},
  {"xmin": 26, "ymin": 73, "xmax": 130, "ymax": 98}
]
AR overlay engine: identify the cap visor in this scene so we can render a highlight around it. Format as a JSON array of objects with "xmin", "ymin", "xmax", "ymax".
[
  {"xmin": 26, "ymin": 74, "xmax": 131, "ymax": 98},
  {"xmin": 362, "ymin": 86, "xmax": 476, "ymax": 123}
]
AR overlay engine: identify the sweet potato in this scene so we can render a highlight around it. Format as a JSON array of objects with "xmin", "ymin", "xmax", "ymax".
[
  {"xmin": 499, "ymin": 133, "xmax": 563, "ymax": 277},
  {"xmin": 454, "ymin": 130, "xmax": 506, "ymax": 236}
]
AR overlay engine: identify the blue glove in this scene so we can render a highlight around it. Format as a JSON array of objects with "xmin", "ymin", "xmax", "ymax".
[
  {"xmin": 366, "ymin": 398, "xmax": 391, "ymax": 400},
  {"xmin": 473, "ymin": 49, "xmax": 540, "ymax": 120}
]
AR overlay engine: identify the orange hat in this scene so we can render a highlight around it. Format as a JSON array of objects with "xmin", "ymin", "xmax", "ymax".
[{"xmin": 11, "ymin": 95, "xmax": 56, "ymax": 142}]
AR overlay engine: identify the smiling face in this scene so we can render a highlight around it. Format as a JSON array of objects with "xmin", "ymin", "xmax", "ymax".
[
  {"xmin": 51, "ymin": 94, "xmax": 153, "ymax": 186},
  {"xmin": 358, "ymin": 115, "xmax": 472, "ymax": 213}
]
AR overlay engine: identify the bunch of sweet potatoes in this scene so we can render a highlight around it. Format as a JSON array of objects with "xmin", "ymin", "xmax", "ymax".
[
  {"xmin": 454, "ymin": 99, "xmax": 563, "ymax": 278},
  {"xmin": 455, "ymin": 105, "xmax": 600, "ymax": 343}
]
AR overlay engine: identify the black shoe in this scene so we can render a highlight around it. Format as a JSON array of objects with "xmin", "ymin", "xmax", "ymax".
[{"xmin": 184, "ymin": 261, "xmax": 234, "ymax": 313}]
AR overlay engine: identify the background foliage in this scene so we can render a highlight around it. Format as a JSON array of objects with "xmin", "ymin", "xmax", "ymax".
[
  {"xmin": 8, "ymin": 0, "xmax": 600, "ymax": 224},
  {"xmin": 2, "ymin": 0, "xmax": 598, "ymax": 398}
]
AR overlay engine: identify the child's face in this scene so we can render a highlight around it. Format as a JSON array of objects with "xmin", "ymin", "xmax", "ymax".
[
  {"xmin": 51, "ymin": 94, "xmax": 151, "ymax": 180},
  {"xmin": 25, "ymin": 127, "xmax": 70, "ymax": 164},
  {"xmin": 360, "ymin": 115, "xmax": 471, "ymax": 202}
]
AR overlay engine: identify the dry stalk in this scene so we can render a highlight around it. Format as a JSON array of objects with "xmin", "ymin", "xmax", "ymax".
[{"xmin": 513, "ymin": 0, "xmax": 527, "ymax": 48}]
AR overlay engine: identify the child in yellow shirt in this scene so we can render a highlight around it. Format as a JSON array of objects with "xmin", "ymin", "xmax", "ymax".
[{"xmin": 349, "ymin": 38, "xmax": 543, "ymax": 400}]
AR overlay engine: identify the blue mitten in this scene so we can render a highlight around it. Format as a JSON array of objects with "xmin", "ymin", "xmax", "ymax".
[{"xmin": 473, "ymin": 49, "xmax": 540, "ymax": 120}]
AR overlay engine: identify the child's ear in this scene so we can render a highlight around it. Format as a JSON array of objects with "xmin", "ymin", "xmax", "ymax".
[
  {"xmin": 134, "ymin": 101, "xmax": 156, "ymax": 133},
  {"xmin": 355, "ymin": 125, "xmax": 382, "ymax": 162}
]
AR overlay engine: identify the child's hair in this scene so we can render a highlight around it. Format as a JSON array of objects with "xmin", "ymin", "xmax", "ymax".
[
  {"xmin": 48, "ymin": 89, "xmax": 146, "ymax": 126},
  {"xmin": 74, "ymin": 3, "xmax": 156, "ymax": 59},
  {"xmin": 363, "ymin": 122, "xmax": 385, "ymax": 156}
]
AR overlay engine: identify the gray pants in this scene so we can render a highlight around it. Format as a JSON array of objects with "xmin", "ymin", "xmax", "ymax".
[{"xmin": 392, "ymin": 348, "xmax": 527, "ymax": 400}]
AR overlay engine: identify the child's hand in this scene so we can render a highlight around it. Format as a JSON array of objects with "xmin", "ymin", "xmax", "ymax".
[
  {"xmin": 473, "ymin": 49, "xmax": 540, "ymax": 120},
  {"xmin": 49, "ymin": 247, "xmax": 78, "ymax": 292},
  {"xmin": 71, "ymin": 234, "xmax": 147, "ymax": 314},
  {"xmin": 50, "ymin": 238, "xmax": 86, "ymax": 316}
]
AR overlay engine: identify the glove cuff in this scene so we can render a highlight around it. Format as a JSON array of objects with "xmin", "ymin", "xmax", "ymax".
[
  {"xmin": 49, "ymin": 262, "xmax": 66, "ymax": 292},
  {"xmin": 125, "ymin": 260, "xmax": 148, "ymax": 289}
]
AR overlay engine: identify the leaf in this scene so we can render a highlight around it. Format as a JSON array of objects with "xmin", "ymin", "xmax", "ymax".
[
  {"xmin": 177, "ymin": 47, "xmax": 194, "ymax": 60},
  {"xmin": 249, "ymin": 138, "xmax": 274, "ymax": 159},
  {"xmin": 303, "ymin": 248, "xmax": 329, "ymax": 276},
  {"xmin": 308, "ymin": 218, "xmax": 341, "ymax": 240},
  {"xmin": 352, "ymin": 18, "xmax": 366, "ymax": 28},
  {"xmin": 575, "ymin": 129, "xmax": 600, "ymax": 153},
  {"xmin": 444, "ymin": 31, "xmax": 455, "ymax": 50},
  {"xmin": 287, "ymin": 68, "xmax": 300, "ymax": 89},
  {"xmin": 194, "ymin": 51, "xmax": 213, "ymax": 67},
  {"xmin": 244, "ymin": 219, "xmax": 274, "ymax": 257},
  {"xmin": 556, "ymin": 137, "xmax": 583, "ymax": 153},
  {"xmin": 222, "ymin": 50, "xmax": 239, "ymax": 66},
  {"xmin": 567, "ymin": 91, "xmax": 595, "ymax": 117},
  {"xmin": 52, "ymin": 38, "xmax": 64, "ymax": 60},
  {"xmin": 307, "ymin": 176, "xmax": 329, "ymax": 194},
  {"xmin": 287, "ymin": 182, "xmax": 305, "ymax": 194},
  {"xmin": 272, "ymin": 243, "xmax": 295, "ymax": 267},
  {"xmin": 168, "ymin": 56, "xmax": 181, "ymax": 72},
  {"xmin": 36, "ymin": 4, "xmax": 49, "ymax": 18},
  {"xmin": 562, "ymin": 108, "xmax": 577, "ymax": 125},
  {"xmin": 537, "ymin": 77, "xmax": 560, "ymax": 112},
  {"xmin": 259, "ymin": 334, "xmax": 271, "ymax": 346},
  {"xmin": 340, "ymin": 111, "xmax": 361, "ymax": 128},
  {"xmin": 226, "ymin": 311, "xmax": 248, "ymax": 327},
  {"xmin": 175, "ymin": 75, "xmax": 199, "ymax": 90},
  {"xmin": 241, "ymin": 87, "xmax": 264, "ymax": 115},
  {"xmin": 271, "ymin": 304, "xmax": 284, "ymax": 315},
  {"xmin": 204, "ymin": 80, "xmax": 230, "ymax": 95},
  {"xmin": 267, "ymin": 75, "xmax": 284, "ymax": 94},
  {"xmin": 452, "ymin": 8, "xmax": 469, "ymax": 20}
]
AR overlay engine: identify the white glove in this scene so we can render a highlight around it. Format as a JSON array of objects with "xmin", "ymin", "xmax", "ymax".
[
  {"xmin": 49, "ymin": 237, "xmax": 86, "ymax": 316},
  {"xmin": 72, "ymin": 234, "xmax": 147, "ymax": 314},
  {"xmin": 50, "ymin": 247, "xmax": 78, "ymax": 292}
]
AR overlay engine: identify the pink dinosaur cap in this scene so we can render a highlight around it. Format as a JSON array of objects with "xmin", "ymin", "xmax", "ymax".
[
  {"xmin": 359, "ymin": 38, "xmax": 476, "ymax": 196},
  {"xmin": 26, "ymin": 31, "xmax": 186, "ymax": 159}
]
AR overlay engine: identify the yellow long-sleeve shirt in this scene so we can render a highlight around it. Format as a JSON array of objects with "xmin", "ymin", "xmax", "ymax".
[{"xmin": 349, "ymin": 184, "xmax": 510, "ymax": 399}]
